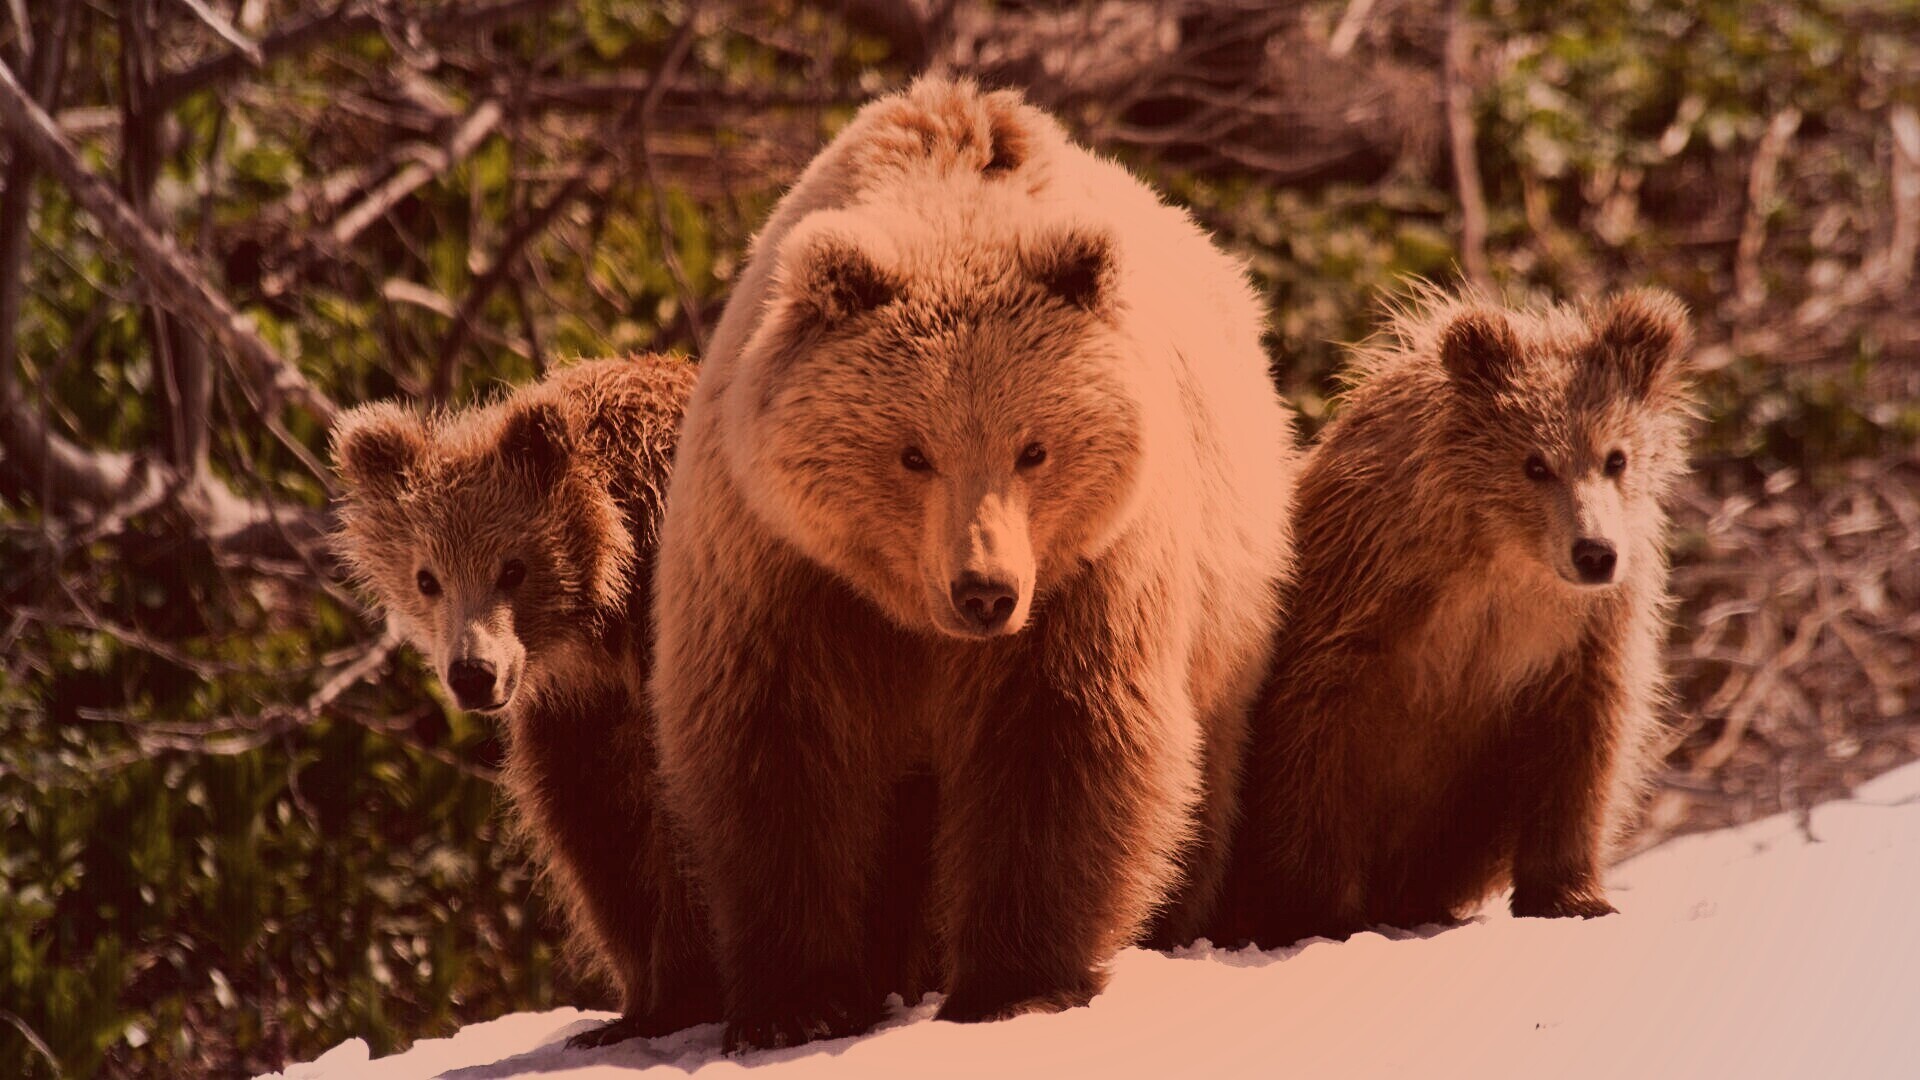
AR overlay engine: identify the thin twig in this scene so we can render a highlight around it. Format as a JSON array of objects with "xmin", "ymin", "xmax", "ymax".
[
  {"xmin": 171, "ymin": 0, "xmax": 264, "ymax": 66},
  {"xmin": 3, "ymin": 0, "xmax": 29, "ymax": 59},
  {"xmin": 0, "ymin": 1008, "xmax": 60, "ymax": 1079},
  {"xmin": 1444, "ymin": 0, "xmax": 1490, "ymax": 291},
  {"xmin": 634, "ymin": 16, "xmax": 706, "ymax": 355},
  {"xmin": 1733, "ymin": 107, "xmax": 1802, "ymax": 311}
]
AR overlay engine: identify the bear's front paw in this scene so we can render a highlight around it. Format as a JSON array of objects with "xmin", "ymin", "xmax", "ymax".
[
  {"xmin": 722, "ymin": 996, "xmax": 883, "ymax": 1054},
  {"xmin": 567, "ymin": 1014, "xmax": 652, "ymax": 1050},
  {"xmin": 566, "ymin": 997, "xmax": 719, "ymax": 1050},
  {"xmin": 936, "ymin": 975, "xmax": 1097, "ymax": 1024},
  {"xmin": 1511, "ymin": 886, "xmax": 1617, "ymax": 920}
]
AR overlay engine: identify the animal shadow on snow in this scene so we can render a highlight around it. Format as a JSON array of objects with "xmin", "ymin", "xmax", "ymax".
[
  {"xmin": 434, "ymin": 922, "xmax": 1475, "ymax": 1078},
  {"xmin": 1174, "ymin": 914, "xmax": 1473, "ymax": 970},
  {"xmin": 435, "ymin": 996, "xmax": 940, "ymax": 1078}
]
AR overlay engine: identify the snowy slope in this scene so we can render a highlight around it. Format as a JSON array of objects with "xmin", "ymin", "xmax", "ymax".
[{"xmin": 265, "ymin": 762, "xmax": 1920, "ymax": 1080}]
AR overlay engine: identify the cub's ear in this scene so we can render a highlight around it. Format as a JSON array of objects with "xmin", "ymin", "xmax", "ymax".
[
  {"xmin": 1594, "ymin": 287, "xmax": 1692, "ymax": 400},
  {"xmin": 776, "ymin": 216, "xmax": 901, "ymax": 327},
  {"xmin": 1439, "ymin": 306, "xmax": 1521, "ymax": 392},
  {"xmin": 499, "ymin": 400, "xmax": 573, "ymax": 487},
  {"xmin": 332, "ymin": 403, "xmax": 425, "ymax": 496},
  {"xmin": 1025, "ymin": 225, "xmax": 1116, "ymax": 312}
]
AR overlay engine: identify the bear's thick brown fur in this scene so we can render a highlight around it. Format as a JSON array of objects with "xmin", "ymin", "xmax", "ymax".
[
  {"xmin": 1218, "ymin": 288, "xmax": 1693, "ymax": 949},
  {"xmin": 331, "ymin": 355, "xmax": 718, "ymax": 1046},
  {"xmin": 650, "ymin": 78, "xmax": 1300, "ymax": 1051}
]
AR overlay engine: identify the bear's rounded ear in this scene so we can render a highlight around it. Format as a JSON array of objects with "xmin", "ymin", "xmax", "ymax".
[
  {"xmin": 777, "ymin": 218, "xmax": 900, "ymax": 327},
  {"xmin": 499, "ymin": 400, "xmax": 573, "ymax": 487},
  {"xmin": 332, "ymin": 403, "xmax": 425, "ymax": 496},
  {"xmin": 981, "ymin": 95, "xmax": 1030, "ymax": 175},
  {"xmin": 1439, "ymin": 307, "xmax": 1520, "ymax": 393},
  {"xmin": 1593, "ymin": 287, "xmax": 1692, "ymax": 400},
  {"xmin": 1026, "ymin": 225, "xmax": 1116, "ymax": 313}
]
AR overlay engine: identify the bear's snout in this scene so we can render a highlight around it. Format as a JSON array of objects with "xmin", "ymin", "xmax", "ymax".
[
  {"xmin": 1570, "ymin": 538, "xmax": 1618, "ymax": 585},
  {"xmin": 950, "ymin": 572, "xmax": 1020, "ymax": 635},
  {"xmin": 447, "ymin": 657, "xmax": 503, "ymax": 711}
]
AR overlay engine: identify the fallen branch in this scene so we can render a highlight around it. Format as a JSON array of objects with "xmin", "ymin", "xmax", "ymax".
[
  {"xmin": 0, "ymin": 55, "xmax": 339, "ymax": 426},
  {"xmin": 74, "ymin": 629, "xmax": 403, "ymax": 765}
]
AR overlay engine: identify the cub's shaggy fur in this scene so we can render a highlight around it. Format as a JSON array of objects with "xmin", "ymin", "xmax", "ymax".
[
  {"xmin": 331, "ymin": 355, "xmax": 716, "ymax": 1046},
  {"xmin": 1219, "ymin": 289, "xmax": 1693, "ymax": 949},
  {"xmin": 651, "ymin": 78, "xmax": 1299, "ymax": 1050}
]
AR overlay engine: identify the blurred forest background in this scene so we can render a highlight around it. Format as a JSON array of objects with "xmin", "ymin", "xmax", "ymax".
[{"xmin": 1, "ymin": 0, "xmax": 1916, "ymax": 1076}]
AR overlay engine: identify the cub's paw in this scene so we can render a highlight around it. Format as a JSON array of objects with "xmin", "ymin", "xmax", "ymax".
[
  {"xmin": 936, "ymin": 976, "xmax": 1096, "ymax": 1025},
  {"xmin": 722, "ymin": 996, "xmax": 883, "ymax": 1054},
  {"xmin": 1511, "ymin": 888, "xmax": 1617, "ymax": 921}
]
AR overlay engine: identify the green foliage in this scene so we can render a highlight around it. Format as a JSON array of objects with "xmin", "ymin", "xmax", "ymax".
[{"xmin": 4, "ymin": 1, "xmax": 1916, "ymax": 1076}]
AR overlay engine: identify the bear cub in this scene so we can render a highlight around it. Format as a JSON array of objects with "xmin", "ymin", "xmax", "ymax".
[
  {"xmin": 331, "ymin": 355, "xmax": 716, "ymax": 1047},
  {"xmin": 1219, "ymin": 288, "xmax": 1693, "ymax": 949}
]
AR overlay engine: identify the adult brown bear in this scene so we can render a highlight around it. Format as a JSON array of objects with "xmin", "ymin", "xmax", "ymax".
[{"xmin": 649, "ymin": 78, "xmax": 1300, "ymax": 1051}]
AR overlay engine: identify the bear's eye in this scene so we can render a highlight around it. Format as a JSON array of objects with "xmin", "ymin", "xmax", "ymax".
[
  {"xmin": 497, "ymin": 560, "xmax": 526, "ymax": 590},
  {"xmin": 1524, "ymin": 455, "xmax": 1554, "ymax": 482},
  {"xmin": 1604, "ymin": 450, "xmax": 1628, "ymax": 477},
  {"xmin": 900, "ymin": 446, "xmax": 933, "ymax": 473},
  {"xmin": 416, "ymin": 569, "xmax": 441, "ymax": 598},
  {"xmin": 1016, "ymin": 442, "xmax": 1048, "ymax": 470}
]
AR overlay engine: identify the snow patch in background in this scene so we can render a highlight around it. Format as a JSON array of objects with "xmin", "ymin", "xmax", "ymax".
[{"xmin": 262, "ymin": 762, "xmax": 1920, "ymax": 1079}]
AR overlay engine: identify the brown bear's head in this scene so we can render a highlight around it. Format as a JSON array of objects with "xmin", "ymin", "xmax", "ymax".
[
  {"xmin": 331, "ymin": 393, "xmax": 635, "ymax": 712},
  {"xmin": 1435, "ymin": 288, "xmax": 1693, "ymax": 591},
  {"xmin": 723, "ymin": 197, "xmax": 1154, "ymax": 640}
]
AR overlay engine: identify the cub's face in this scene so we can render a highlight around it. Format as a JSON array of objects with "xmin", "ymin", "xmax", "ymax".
[
  {"xmin": 1440, "ymin": 290, "xmax": 1693, "ymax": 590},
  {"xmin": 731, "ymin": 213, "xmax": 1147, "ymax": 639},
  {"xmin": 331, "ymin": 401, "xmax": 631, "ymax": 712}
]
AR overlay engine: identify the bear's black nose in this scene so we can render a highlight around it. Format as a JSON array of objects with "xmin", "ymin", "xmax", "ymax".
[
  {"xmin": 1571, "ymin": 538, "xmax": 1617, "ymax": 584},
  {"xmin": 951, "ymin": 572, "xmax": 1018, "ymax": 633},
  {"xmin": 447, "ymin": 658, "xmax": 499, "ymax": 709}
]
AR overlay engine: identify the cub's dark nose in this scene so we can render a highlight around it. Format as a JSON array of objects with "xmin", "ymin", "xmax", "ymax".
[
  {"xmin": 446, "ymin": 658, "xmax": 499, "ymax": 709},
  {"xmin": 950, "ymin": 572, "xmax": 1017, "ymax": 633},
  {"xmin": 1571, "ymin": 538, "xmax": 1617, "ymax": 584}
]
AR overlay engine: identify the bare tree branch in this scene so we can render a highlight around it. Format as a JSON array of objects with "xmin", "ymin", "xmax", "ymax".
[
  {"xmin": 1879, "ymin": 103, "xmax": 1919, "ymax": 290},
  {"xmin": 171, "ymin": 0, "xmax": 264, "ymax": 67},
  {"xmin": 149, "ymin": 0, "xmax": 569, "ymax": 108},
  {"xmin": 1328, "ymin": 0, "xmax": 1378, "ymax": 58},
  {"xmin": 0, "ymin": 54, "xmax": 339, "ymax": 426},
  {"xmin": 432, "ymin": 12, "xmax": 702, "ymax": 395},
  {"xmin": 3, "ymin": 0, "xmax": 29, "ymax": 60},
  {"xmin": 329, "ymin": 98, "xmax": 502, "ymax": 251}
]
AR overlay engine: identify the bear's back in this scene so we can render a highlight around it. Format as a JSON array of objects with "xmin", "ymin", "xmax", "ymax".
[{"xmin": 535, "ymin": 354, "xmax": 697, "ymax": 550}]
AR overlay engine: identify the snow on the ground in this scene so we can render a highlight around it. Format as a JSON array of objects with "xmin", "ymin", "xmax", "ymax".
[{"xmin": 264, "ymin": 762, "xmax": 1920, "ymax": 1080}]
